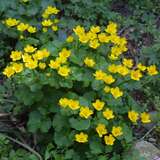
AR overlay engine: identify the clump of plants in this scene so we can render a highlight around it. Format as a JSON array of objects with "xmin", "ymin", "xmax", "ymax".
[{"xmin": 1, "ymin": 4, "xmax": 159, "ymax": 160}]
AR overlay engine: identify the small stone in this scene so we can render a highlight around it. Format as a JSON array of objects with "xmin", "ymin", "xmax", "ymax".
[
  {"xmin": 134, "ymin": 141, "xmax": 160, "ymax": 160},
  {"xmin": 148, "ymin": 138, "xmax": 156, "ymax": 143}
]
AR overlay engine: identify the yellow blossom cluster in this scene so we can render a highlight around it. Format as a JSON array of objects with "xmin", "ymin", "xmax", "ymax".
[
  {"xmin": 3, "ymin": 45, "xmax": 50, "ymax": 77},
  {"xmin": 3, "ymin": 16, "xmax": 156, "ymax": 149},
  {"xmin": 59, "ymin": 96, "xmax": 151, "ymax": 145},
  {"xmin": 42, "ymin": 6, "xmax": 60, "ymax": 18},
  {"xmin": 128, "ymin": 110, "xmax": 151, "ymax": 123},
  {"xmin": 59, "ymin": 97, "xmax": 116, "ymax": 121},
  {"xmin": 59, "ymin": 97, "xmax": 122, "ymax": 145},
  {"xmin": 94, "ymin": 70, "xmax": 116, "ymax": 84},
  {"xmin": 3, "ymin": 45, "xmax": 73, "ymax": 78},
  {"xmin": 49, "ymin": 48, "xmax": 71, "ymax": 77},
  {"xmin": 4, "ymin": 6, "xmax": 60, "ymax": 35},
  {"xmin": 75, "ymin": 124, "xmax": 123, "ymax": 145},
  {"xmin": 73, "ymin": 22, "xmax": 127, "ymax": 60},
  {"xmin": 107, "ymin": 59, "xmax": 158, "ymax": 80},
  {"xmin": 41, "ymin": 6, "xmax": 60, "ymax": 32},
  {"xmin": 93, "ymin": 70, "xmax": 123, "ymax": 98},
  {"xmin": 4, "ymin": 18, "xmax": 37, "ymax": 34}
]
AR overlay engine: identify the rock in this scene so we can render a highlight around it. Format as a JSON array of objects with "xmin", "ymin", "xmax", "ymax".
[
  {"xmin": 134, "ymin": 141, "xmax": 160, "ymax": 160},
  {"xmin": 148, "ymin": 138, "xmax": 156, "ymax": 143}
]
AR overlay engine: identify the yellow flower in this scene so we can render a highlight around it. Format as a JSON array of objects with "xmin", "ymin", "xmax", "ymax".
[
  {"xmin": 59, "ymin": 48, "xmax": 71, "ymax": 58},
  {"xmin": 98, "ymin": 33, "xmax": 110, "ymax": 43},
  {"xmin": 25, "ymin": 60, "xmax": 38, "ymax": 69},
  {"xmin": 17, "ymin": 23, "xmax": 29, "ymax": 31},
  {"xmin": 93, "ymin": 70, "xmax": 106, "ymax": 80},
  {"xmin": 84, "ymin": 57, "xmax": 95, "ymax": 67},
  {"xmin": 128, "ymin": 110, "xmax": 139, "ymax": 123},
  {"xmin": 122, "ymin": 58, "xmax": 133, "ymax": 68},
  {"xmin": 43, "ymin": 6, "xmax": 60, "ymax": 17},
  {"xmin": 110, "ymin": 35, "xmax": 121, "ymax": 45},
  {"xmin": 73, "ymin": 25, "xmax": 85, "ymax": 35},
  {"xmin": 52, "ymin": 25, "xmax": 58, "ymax": 31},
  {"xmin": 39, "ymin": 62, "xmax": 46, "ymax": 69},
  {"xmin": 56, "ymin": 57, "xmax": 67, "ymax": 64},
  {"xmin": 5, "ymin": 18, "xmax": 19, "ymax": 27},
  {"xmin": 79, "ymin": 34, "xmax": 89, "ymax": 43},
  {"xmin": 87, "ymin": 31, "xmax": 97, "ymax": 40},
  {"xmin": 22, "ymin": 53, "xmax": 32, "ymax": 63},
  {"xmin": 103, "ymin": 108, "xmax": 114, "ymax": 120},
  {"xmin": 108, "ymin": 54, "xmax": 118, "ymax": 60},
  {"xmin": 96, "ymin": 123, "xmax": 107, "ymax": 137},
  {"xmin": 41, "ymin": 49, "xmax": 50, "ymax": 58},
  {"xmin": 42, "ymin": 19, "xmax": 53, "ymax": 27},
  {"xmin": 147, "ymin": 65, "xmax": 158, "ymax": 76},
  {"xmin": 3, "ymin": 66, "xmax": 15, "ymax": 78},
  {"xmin": 24, "ymin": 45, "xmax": 37, "ymax": 53},
  {"xmin": 58, "ymin": 66, "xmax": 70, "ymax": 77},
  {"xmin": 33, "ymin": 52, "xmax": 44, "ymax": 60},
  {"xmin": 33, "ymin": 49, "xmax": 49, "ymax": 60},
  {"xmin": 92, "ymin": 99, "xmax": 105, "ymax": 111},
  {"xmin": 110, "ymin": 46, "xmax": 122, "ymax": 57},
  {"xmin": 112, "ymin": 126, "xmax": 123, "ymax": 137},
  {"xmin": 49, "ymin": 6, "xmax": 60, "ymax": 14},
  {"xmin": 90, "ymin": 26, "xmax": 100, "ymax": 33},
  {"xmin": 137, "ymin": 63, "xmax": 146, "ymax": 71},
  {"xmin": 108, "ymin": 64, "xmax": 118, "ymax": 73},
  {"xmin": 10, "ymin": 51, "xmax": 22, "ymax": 61},
  {"xmin": 68, "ymin": 100, "xmax": 80, "ymax": 110},
  {"xmin": 141, "ymin": 112, "xmax": 151, "ymax": 123},
  {"xmin": 110, "ymin": 87, "xmax": 123, "ymax": 99},
  {"xmin": 130, "ymin": 70, "xmax": 142, "ymax": 81},
  {"xmin": 79, "ymin": 106, "xmax": 93, "ymax": 119},
  {"xmin": 66, "ymin": 36, "xmax": 74, "ymax": 43},
  {"xmin": 27, "ymin": 26, "xmax": 37, "ymax": 33},
  {"xmin": 12, "ymin": 63, "xmax": 23, "ymax": 73},
  {"xmin": 42, "ymin": 28, "xmax": 48, "ymax": 32},
  {"xmin": 103, "ymin": 75, "xmax": 115, "ymax": 84},
  {"xmin": 105, "ymin": 21, "xmax": 117, "ymax": 35},
  {"xmin": 104, "ymin": 134, "xmax": 115, "ymax": 145},
  {"xmin": 42, "ymin": 13, "xmax": 48, "ymax": 19},
  {"xmin": 49, "ymin": 60, "xmax": 60, "ymax": 69},
  {"xmin": 75, "ymin": 132, "xmax": 88, "ymax": 143},
  {"xmin": 104, "ymin": 86, "xmax": 110, "ymax": 93},
  {"xmin": 117, "ymin": 65, "xmax": 129, "ymax": 76},
  {"xmin": 59, "ymin": 98, "xmax": 69, "ymax": 108},
  {"xmin": 89, "ymin": 39, "xmax": 100, "ymax": 49}
]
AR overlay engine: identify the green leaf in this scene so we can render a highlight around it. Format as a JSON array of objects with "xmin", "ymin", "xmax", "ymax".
[
  {"xmin": 40, "ymin": 118, "xmax": 52, "ymax": 133},
  {"xmin": 69, "ymin": 118, "xmax": 90, "ymax": 130},
  {"xmin": 64, "ymin": 149, "xmax": 74, "ymax": 159},
  {"xmin": 59, "ymin": 79, "xmax": 73, "ymax": 88},
  {"xmin": 122, "ymin": 124, "xmax": 133, "ymax": 143},
  {"xmin": 54, "ymin": 130, "xmax": 73, "ymax": 147},
  {"xmin": 91, "ymin": 80, "xmax": 104, "ymax": 91},
  {"xmin": 89, "ymin": 138, "xmax": 103, "ymax": 154},
  {"xmin": 15, "ymin": 86, "xmax": 43, "ymax": 105},
  {"xmin": 98, "ymin": 156, "xmax": 109, "ymax": 160},
  {"xmin": 27, "ymin": 111, "xmax": 42, "ymax": 133},
  {"xmin": 53, "ymin": 114, "xmax": 68, "ymax": 131}
]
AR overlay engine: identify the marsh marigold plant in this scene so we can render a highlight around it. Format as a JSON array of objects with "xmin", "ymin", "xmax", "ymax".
[{"xmin": 2, "ymin": 5, "xmax": 158, "ymax": 159}]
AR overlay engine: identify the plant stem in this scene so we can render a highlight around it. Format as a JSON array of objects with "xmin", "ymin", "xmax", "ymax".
[
  {"xmin": 140, "ymin": 125, "xmax": 155, "ymax": 140},
  {"xmin": 5, "ymin": 135, "xmax": 43, "ymax": 160},
  {"xmin": 0, "ymin": 98, "xmax": 17, "ymax": 103}
]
